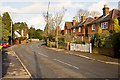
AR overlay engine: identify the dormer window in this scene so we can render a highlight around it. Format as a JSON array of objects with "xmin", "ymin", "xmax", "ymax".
[
  {"xmin": 101, "ymin": 22, "xmax": 108, "ymax": 29},
  {"xmin": 79, "ymin": 27, "xmax": 81, "ymax": 32},
  {"xmin": 92, "ymin": 24, "xmax": 95, "ymax": 31},
  {"xmin": 73, "ymin": 28, "xmax": 75, "ymax": 33}
]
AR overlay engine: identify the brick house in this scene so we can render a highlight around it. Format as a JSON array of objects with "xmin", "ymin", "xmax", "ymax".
[
  {"xmin": 87, "ymin": 5, "xmax": 120, "ymax": 36},
  {"xmin": 64, "ymin": 17, "xmax": 79, "ymax": 35},
  {"xmin": 71, "ymin": 15, "xmax": 94, "ymax": 38}
]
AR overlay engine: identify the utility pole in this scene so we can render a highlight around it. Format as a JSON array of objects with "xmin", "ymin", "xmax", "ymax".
[
  {"xmin": 11, "ymin": 21, "xmax": 12, "ymax": 46},
  {"xmin": 47, "ymin": 2, "xmax": 50, "ymax": 36},
  {"xmin": 46, "ymin": 2, "xmax": 50, "ymax": 46}
]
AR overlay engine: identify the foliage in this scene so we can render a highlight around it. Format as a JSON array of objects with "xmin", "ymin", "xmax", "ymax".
[
  {"xmin": 113, "ymin": 19, "xmax": 120, "ymax": 33},
  {"xmin": 98, "ymin": 27, "xmax": 102, "ymax": 36},
  {"xmin": 34, "ymin": 29, "xmax": 43, "ymax": 40},
  {"xmin": 58, "ymin": 38, "xmax": 64, "ymax": 44},
  {"xmin": 74, "ymin": 39, "xmax": 86, "ymax": 44},
  {"xmin": 90, "ymin": 33, "xmax": 96, "ymax": 48},
  {"xmin": 28, "ymin": 27, "xmax": 35, "ymax": 38},
  {"xmin": 0, "ymin": 14, "xmax": 11, "ymax": 41},
  {"xmin": 112, "ymin": 32, "xmax": 120, "ymax": 58},
  {"xmin": 2, "ymin": 12, "xmax": 12, "ymax": 32},
  {"xmin": 64, "ymin": 34, "xmax": 72, "ymax": 42}
]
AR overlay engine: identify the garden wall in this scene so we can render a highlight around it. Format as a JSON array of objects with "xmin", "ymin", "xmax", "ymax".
[
  {"xmin": 93, "ymin": 47, "xmax": 114, "ymax": 57},
  {"xmin": 70, "ymin": 43, "xmax": 91, "ymax": 52}
]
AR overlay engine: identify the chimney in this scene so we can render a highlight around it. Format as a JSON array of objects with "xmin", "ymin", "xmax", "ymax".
[
  {"xmin": 103, "ymin": 5, "xmax": 109, "ymax": 16},
  {"xmin": 81, "ymin": 14, "xmax": 85, "ymax": 22},
  {"xmin": 73, "ymin": 17, "xmax": 76, "ymax": 26}
]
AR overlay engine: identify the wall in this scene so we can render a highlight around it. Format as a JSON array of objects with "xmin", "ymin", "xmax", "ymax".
[{"xmin": 70, "ymin": 43, "xmax": 91, "ymax": 52}]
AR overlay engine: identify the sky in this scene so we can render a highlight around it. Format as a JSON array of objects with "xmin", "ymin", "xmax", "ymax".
[{"xmin": 0, "ymin": 0, "xmax": 119, "ymax": 30}]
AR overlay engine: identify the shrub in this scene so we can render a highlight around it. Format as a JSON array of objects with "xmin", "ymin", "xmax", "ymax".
[
  {"xmin": 58, "ymin": 38, "xmax": 64, "ymax": 44},
  {"xmin": 112, "ymin": 32, "xmax": 120, "ymax": 58}
]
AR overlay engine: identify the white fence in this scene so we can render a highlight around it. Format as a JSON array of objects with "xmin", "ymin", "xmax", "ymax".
[{"xmin": 70, "ymin": 43, "xmax": 92, "ymax": 53}]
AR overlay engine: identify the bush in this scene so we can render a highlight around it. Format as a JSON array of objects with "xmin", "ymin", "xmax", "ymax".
[
  {"xmin": 73, "ymin": 39, "xmax": 86, "ymax": 44},
  {"xmin": 58, "ymin": 38, "xmax": 64, "ymax": 44},
  {"xmin": 112, "ymin": 32, "xmax": 120, "ymax": 58}
]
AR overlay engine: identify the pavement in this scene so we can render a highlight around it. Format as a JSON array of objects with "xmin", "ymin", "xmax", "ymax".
[
  {"xmin": 11, "ymin": 42, "xmax": 119, "ymax": 78},
  {"xmin": 1, "ymin": 47, "xmax": 30, "ymax": 80},
  {"xmin": 45, "ymin": 46, "xmax": 119, "ymax": 65}
]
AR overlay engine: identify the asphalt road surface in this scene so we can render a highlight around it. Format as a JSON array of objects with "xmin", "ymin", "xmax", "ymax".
[{"xmin": 12, "ymin": 42, "xmax": 118, "ymax": 78}]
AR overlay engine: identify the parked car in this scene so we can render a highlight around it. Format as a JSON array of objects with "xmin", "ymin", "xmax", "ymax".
[{"xmin": 1, "ymin": 41, "xmax": 10, "ymax": 48}]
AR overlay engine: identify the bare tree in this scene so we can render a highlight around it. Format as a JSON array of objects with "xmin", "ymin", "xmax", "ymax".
[
  {"xmin": 76, "ymin": 9, "xmax": 100, "ymax": 22},
  {"xmin": 75, "ymin": 9, "xmax": 90, "ymax": 22},
  {"xmin": 90, "ymin": 11, "xmax": 100, "ymax": 18}
]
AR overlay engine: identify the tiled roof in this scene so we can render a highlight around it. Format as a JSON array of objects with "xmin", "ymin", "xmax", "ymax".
[
  {"xmin": 65, "ymin": 22, "xmax": 79, "ymax": 29},
  {"xmin": 71, "ymin": 17, "xmax": 94, "ymax": 29},
  {"xmin": 65, "ymin": 22, "xmax": 73, "ymax": 29},
  {"xmin": 87, "ymin": 9, "xmax": 120, "ymax": 25}
]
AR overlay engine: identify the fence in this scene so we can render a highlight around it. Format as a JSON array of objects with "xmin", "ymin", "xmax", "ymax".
[{"xmin": 70, "ymin": 43, "xmax": 92, "ymax": 53}]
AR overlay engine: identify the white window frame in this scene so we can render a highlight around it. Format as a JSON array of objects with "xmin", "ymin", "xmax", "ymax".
[
  {"xmin": 101, "ymin": 22, "xmax": 108, "ymax": 29},
  {"xmin": 73, "ymin": 28, "xmax": 75, "ymax": 33},
  {"xmin": 92, "ymin": 24, "xmax": 95, "ymax": 31},
  {"xmin": 79, "ymin": 27, "xmax": 81, "ymax": 32}
]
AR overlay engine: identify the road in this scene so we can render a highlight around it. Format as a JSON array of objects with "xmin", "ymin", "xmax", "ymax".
[{"xmin": 12, "ymin": 42, "xmax": 118, "ymax": 78}]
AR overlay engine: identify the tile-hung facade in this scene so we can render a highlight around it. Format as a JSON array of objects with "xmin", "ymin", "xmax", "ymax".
[{"xmin": 87, "ymin": 5, "xmax": 120, "ymax": 36}]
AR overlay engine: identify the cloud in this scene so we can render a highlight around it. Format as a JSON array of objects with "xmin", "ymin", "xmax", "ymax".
[
  {"xmin": 88, "ymin": 0, "xmax": 108, "ymax": 15},
  {"xmin": 26, "ymin": 15, "xmax": 46, "ymax": 30}
]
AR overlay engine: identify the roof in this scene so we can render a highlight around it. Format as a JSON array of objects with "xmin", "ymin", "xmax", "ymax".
[
  {"xmin": 71, "ymin": 17, "xmax": 94, "ymax": 29},
  {"xmin": 87, "ymin": 9, "xmax": 120, "ymax": 25},
  {"xmin": 65, "ymin": 22, "xmax": 73, "ymax": 29},
  {"xmin": 65, "ymin": 22, "xmax": 79, "ymax": 29}
]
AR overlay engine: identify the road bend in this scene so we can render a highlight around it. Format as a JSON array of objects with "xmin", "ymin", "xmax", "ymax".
[{"xmin": 12, "ymin": 42, "xmax": 118, "ymax": 78}]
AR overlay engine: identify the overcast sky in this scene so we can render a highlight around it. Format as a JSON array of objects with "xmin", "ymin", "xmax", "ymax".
[{"xmin": 0, "ymin": 0, "xmax": 119, "ymax": 30}]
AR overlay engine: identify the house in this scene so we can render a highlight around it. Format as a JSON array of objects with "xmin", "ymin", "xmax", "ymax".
[
  {"xmin": 64, "ymin": 17, "xmax": 79, "ymax": 35},
  {"xmin": 15, "ymin": 29, "xmax": 29, "ymax": 39},
  {"xmin": 87, "ymin": 5, "xmax": 120, "ymax": 36},
  {"xmin": 71, "ymin": 14, "xmax": 94, "ymax": 39}
]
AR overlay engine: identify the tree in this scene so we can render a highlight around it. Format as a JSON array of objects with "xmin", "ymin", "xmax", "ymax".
[
  {"xmin": 90, "ymin": 11, "xmax": 100, "ymax": 18},
  {"xmin": 75, "ymin": 9, "xmax": 90, "ymax": 22},
  {"xmin": 98, "ymin": 27, "xmax": 102, "ymax": 36},
  {"xmin": 75, "ymin": 9, "xmax": 100, "ymax": 22},
  {"xmin": 0, "ymin": 15, "xmax": 11, "ymax": 41},
  {"xmin": 34, "ymin": 29, "xmax": 43, "ymax": 40},
  {"xmin": 113, "ymin": 19, "xmax": 120, "ymax": 33},
  {"xmin": 28, "ymin": 26, "xmax": 35, "ymax": 38},
  {"xmin": 2, "ymin": 12, "xmax": 12, "ymax": 32}
]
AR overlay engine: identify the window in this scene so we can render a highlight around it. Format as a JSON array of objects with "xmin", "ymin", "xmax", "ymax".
[
  {"xmin": 73, "ymin": 28, "xmax": 75, "ymax": 33},
  {"xmin": 101, "ymin": 22, "xmax": 108, "ymax": 29},
  {"xmin": 66, "ymin": 29, "xmax": 67, "ymax": 34},
  {"xmin": 79, "ymin": 27, "xmax": 81, "ymax": 32},
  {"xmin": 92, "ymin": 24, "xmax": 95, "ymax": 31}
]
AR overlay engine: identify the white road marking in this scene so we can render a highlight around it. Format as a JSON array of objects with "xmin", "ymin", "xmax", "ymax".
[
  {"xmin": 53, "ymin": 59, "xmax": 79, "ymax": 69},
  {"xmin": 38, "ymin": 53, "xmax": 48, "ymax": 57}
]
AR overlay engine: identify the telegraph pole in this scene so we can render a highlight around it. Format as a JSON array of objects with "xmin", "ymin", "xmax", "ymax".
[
  {"xmin": 11, "ymin": 21, "xmax": 12, "ymax": 45},
  {"xmin": 47, "ymin": 2, "xmax": 50, "ymax": 36},
  {"xmin": 46, "ymin": 2, "xmax": 50, "ymax": 46}
]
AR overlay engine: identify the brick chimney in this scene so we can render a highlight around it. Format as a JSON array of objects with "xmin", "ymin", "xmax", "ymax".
[
  {"xmin": 81, "ymin": 14, "xmax": 85, "ymax": 22},
  {"xmin": 73, "ymin": 17, "xmax": 76, "ymax": 26},
  {"xmin": 103, "ymin": 5, "xmax": 109, "ymax": 16}
]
